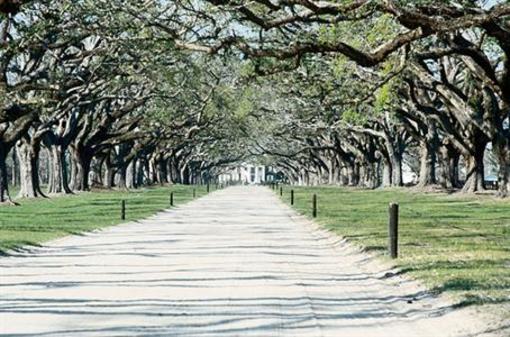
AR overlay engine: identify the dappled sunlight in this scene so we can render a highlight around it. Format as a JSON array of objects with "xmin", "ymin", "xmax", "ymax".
[
  {"xmin": 0, "ymin": 187, "xmax": 503, "ymax": 336},
  {"xmin": 284, "ymin": 187, "xmax": 510, "ymax": 307}
]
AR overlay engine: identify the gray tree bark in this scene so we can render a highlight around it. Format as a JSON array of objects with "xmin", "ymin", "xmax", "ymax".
[
  {"xmin": 46, "ymin": 144, "xmax": 72, "ymax": 194},
  {"xmin": 16, "ymin": 136, "xmax": 45, "ymax": 198}
]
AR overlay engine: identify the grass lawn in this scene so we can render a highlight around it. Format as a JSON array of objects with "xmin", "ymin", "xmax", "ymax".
[
  {"xmin": 279, "ymin": 186, "xmax": 510, "ymax": 307},
  {"xmin": 0, "ymin": 185, "xmax": 210, "ymax": 254}
]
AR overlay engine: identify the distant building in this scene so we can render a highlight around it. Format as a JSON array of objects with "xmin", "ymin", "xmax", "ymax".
[
  {"xmin": 402, "ymin": 163, "xmax": 418, "ymax": 185},
  {"xmin": 218, "ymin": 164, "xmax": 275, "ymax": 184}
]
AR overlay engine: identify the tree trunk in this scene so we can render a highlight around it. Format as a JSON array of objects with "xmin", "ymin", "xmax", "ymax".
[
  {"xmin": 117, "ymin": 164, "xmax": 129, "ymax": 190},
  {"xmin": 43, "ymin": 147, "xmax": 51, "ymax": 187},
  {"xmin": 169, "ymin": 160, "xmax": 179, "ymax": 184},
  {"xmin": 166, "ymin": 160, "xmax": 172, "ymax": 184},
  {"xmin": 103, "ymin": 161, "xmax": 115, "ymax": 189},
  {"xmin": 69, "ymin": 153, "xmax": 77, "ymax": 190},
  {"xmin": 89, "ymin": 158, "xmax": 100, "ymax": 188},
  {"xmin": 149, "ymin": 158, "xmax": 157, "ymax": 184},
  {"xmin": 347, "ymin": 163, "xmax": 359, "ymax": 186},
  {"xmin": 380, "ymin": 131, "xmax": 405, "ymax": 187},
  {"xmin": 439, "ymin": 144, "xmax": 460, "ymax": 190},
  {"xmin": 47, "ymin": 144, "xmax": 72, "ymax": 194},
  {"xmin": 16, "ymin": 136, "xmax": 45, "ymax": 198},
  {"xmin": 390, "ymin": 153, "xmax": 403, "ymax": 187},
  {"xmin": 126, "ymin": 160, "xmax": 136, "ymax": 189},
  {"xmin": 493, "ymin": 136, "xmax": 510, "ymax": 197},
  {"xmin": 0, "ymin": 144, "xmax": 12, "ymax": 203},
  {"xmin": 462, "ymin": 150, "xmax": 486, "ymax": 193},
  {"xmin": 11, "ymin": 147, "xmax": 19, "ymax": 186},
  {"xmin": 497, "ymin": 159, "xmax": 510, "ymax": 197},
  {"xmin": 360, "ymin": 163, "xmax": 378, "ymax": 189},
  {"xmin": 368, "ymin": 164, "xmax": 378, "ymax": 189},
  {"xmin": 94, "ymin": 156, "xmax": 105, "ymax": 187},
  {"xmin": 345, "ymin": 166, "xmax": 353, "ymax": 186},
  {"xmin": 181, "ymin": 166, "xmax": 190, "ymax": 185},
  {"xmin": 418, "ymin": 140, "xmax": 437, "ymax": 187},
  {"xmin": 156, "ymin": 157, "xmax": 168, "ymax": 185},
  {"xmin": 381, "ymin": 159, "xmax": 392, "ymax": 187},
  {"xmin": 136, "ymin": 160, "xmax": 143, "ymax": 186},
  {"xmin": 145, "ymin": 160, "xmax": 153, "ymax": 185},
  {"xmin": 70, "ymin": 147, "xmax": 92, "ymax": 192}
]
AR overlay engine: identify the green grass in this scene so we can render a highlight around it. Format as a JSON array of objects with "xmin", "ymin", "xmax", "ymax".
[
  {"xmin": 0, "ymin": 185, "xmax": 211, "ymax": 254},
  {"xmin": 280, "ymin": 186, "xmax": 510, "ymax": 307}
]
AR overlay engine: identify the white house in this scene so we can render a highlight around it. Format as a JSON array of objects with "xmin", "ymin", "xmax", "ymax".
[{"xmin": 218, "ymin": 164, "xmax": 273, "ymax": 184}]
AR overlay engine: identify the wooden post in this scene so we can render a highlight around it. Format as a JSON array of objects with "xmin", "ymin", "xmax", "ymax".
[
  {"xmin": 207, "ymin": 183, "xmax": 210, "ymax": 193},
  {"xmin": 121, "ymin": 200, "xmax": 126, "ymax": 220},
  {"xmin": 388, "ymin": 203, "xmax": 399, "ymax": 259},
  {"xmin": 291, "ymin": 190, "xmax": 294, "ymax": 205},
  {"xmin": 280, "ymin": 186, "xmax": 283, "ymax": 196},
  {"xmin": 170, "ymin": 192, "xmax": 174, "ymax": 207},
  {"xmin": 193, "ymin": 188, "xmax": 196, "ymax": 198},
  {"xmin": 312, "ymin": 194, "xmax": 317, "ymax": 218}
]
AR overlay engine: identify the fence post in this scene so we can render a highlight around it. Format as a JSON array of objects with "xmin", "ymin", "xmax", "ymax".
[
  {"xmin": 388, "ymin": 203, "xmax": 399, "ymax": 259},
  {"xmin": 207, "ymin": 183, "xmax": 210, "ymax": 193},
  {"xmin": 291, "ymin": 190, "xmax": 294, "ymax": 206},
  {"xmin": 280, "ymin": 186, "xmax": 283, "ymax": 196},
  {"xmin": 312, "ymin": 194, "xmax": 317, "ymax": 218},
  {"xmin": 121, "ymin": 200, "xmax": 126, "ymax": 220},
  {"xmin": 170, "ymin": 192, "xmax": 174, "ymax": 207}
]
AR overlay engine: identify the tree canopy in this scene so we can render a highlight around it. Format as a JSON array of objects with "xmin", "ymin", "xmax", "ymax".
[{"xmin": 1, "ymin": 0, "xmax": 509, "ymax": 202}]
